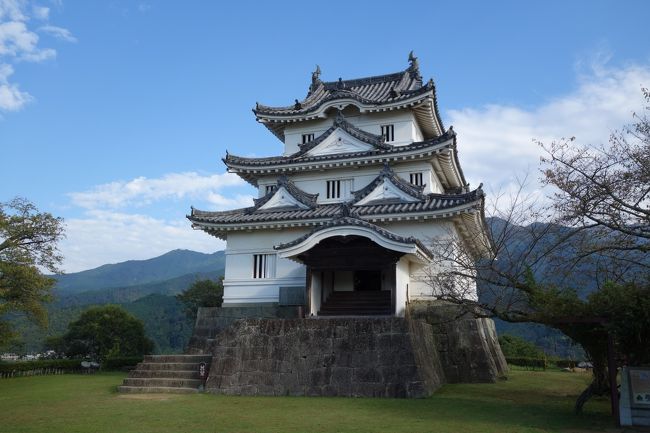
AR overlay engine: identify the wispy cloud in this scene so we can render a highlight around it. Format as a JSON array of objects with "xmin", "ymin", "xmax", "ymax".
[
  {"xmin": 38, "ymin": 24, "xmax": 76, "ymax": 42},
  {"xmin": 69, "ymin": 171, "xmax": 251, "ymax": 210},
  {"xmin": 32, "ymin": 5, "xmax": 49, "ymax": 20},
  {"xmin": 137, "ymin": 2, "xmax": 151, "ymax": 13},
  {"xmin": 448, "ymin": 61, "xmax": 650, "ymax": 195}
]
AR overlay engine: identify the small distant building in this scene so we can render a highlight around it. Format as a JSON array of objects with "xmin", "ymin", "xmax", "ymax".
[
  {"xmin": 188, "ymin": 53, "xmax": 491, "ymax": 316},
  {"xmin": 1, "ymin": 353, "xmax": 19, "ymax": 361}
]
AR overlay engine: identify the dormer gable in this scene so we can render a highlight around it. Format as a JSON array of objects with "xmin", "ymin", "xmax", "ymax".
[
  {"xmin": 295, "ymin": 112, "xmax": 389, "ymax": 158},
  {"xmin": 253, "ymin": 176, "xmax": 318, "ymax": 211},
  {"xmin": 353, "ymin": 164, "xmax": 425, "ymax": 206}
]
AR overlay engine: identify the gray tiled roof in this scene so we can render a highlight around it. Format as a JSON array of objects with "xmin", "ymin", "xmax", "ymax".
[
  {"xmin": 252, "ymin": 54, "xmax": 445, "ymax": 142},
  {"xmin": 188, "ymin": 188, "xmax": 483, "ymax": 226},
  {"xmin": 273, "ymin": 216, "xmax": 433, "ymax": 259},
  {"xmin": 224, "ymin": 129, "xmax": 455, "ymax": 168},
  {"xmin": 254, "ymin": 64, "xmax": 424, "ymax": 116}
]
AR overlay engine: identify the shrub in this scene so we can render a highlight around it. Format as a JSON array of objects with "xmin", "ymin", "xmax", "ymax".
[
  {"xmin": 102, "ymin": 356, "xmax": 143, "ymax": 371},
  {"xmin": 506, "ymin": 357, "xmax": 547, "ymax": 370}
]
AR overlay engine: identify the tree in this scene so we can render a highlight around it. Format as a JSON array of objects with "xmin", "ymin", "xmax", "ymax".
[
  {"xmin": 498, "ymin": 334, "xmax": 546, "ymax": 359},
  {"xmin": 423, "ymin": 89, "xmax": 650, "ymax": 412},
  {"xmin": 59, "ymin": 305, "xmax": 153, "ymax": 360},
  {"xmin": 0, "ymin": 197, "xmax": 64, "ymax": 347},
  {"xmin": 540, "ymin": 87, "xmax": 650, "ymax": 253},
  {"xmin": 176, "ymin": 277, "xmax": 224, "ymax": 321}
]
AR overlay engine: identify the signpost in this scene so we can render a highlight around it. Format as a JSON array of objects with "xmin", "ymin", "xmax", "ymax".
[
  {"xmin": 198, "ymin": 362, "xmax": 207, "ymax": 392},
  {"xmin": 621, "ymin": 367, "xmax": 650, "ymax": 426}
]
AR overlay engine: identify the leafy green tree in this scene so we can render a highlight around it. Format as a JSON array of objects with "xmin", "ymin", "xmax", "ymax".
[
  {"xmin": 60, "ymin": 305, "xmax": 153, "ymax": 360},
  {"xmin": 0, "ymin": 197, "xmax": 64, "ymax": 347},
  {"xmin": 176, "ymin": 277, "xmax": 223, "ymax": 320},
  {"xmin": 498, "ymin": 334, "xmax": 545, "ymax": 359}
]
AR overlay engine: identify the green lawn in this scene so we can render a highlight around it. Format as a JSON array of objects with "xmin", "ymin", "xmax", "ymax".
[{"xmin": 0, "ymin": 370, "xmax": 614, "ymax": 433}]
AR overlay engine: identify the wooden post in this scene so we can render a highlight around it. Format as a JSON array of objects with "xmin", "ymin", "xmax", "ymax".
[{"xmin": 607, "ymin": 331, "xmax": 620, "ymax": 425}]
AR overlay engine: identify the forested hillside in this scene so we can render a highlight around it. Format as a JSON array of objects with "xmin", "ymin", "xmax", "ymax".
[{"xmin": 8, "ymin": 250, "xmax": 225, "ymax": 353}]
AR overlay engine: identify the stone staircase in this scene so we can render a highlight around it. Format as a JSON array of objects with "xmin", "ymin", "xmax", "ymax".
[
  {"xmin": 319, "ymin": 290, "xmax": 392, "ymax": 316},
  {"xmin": 118, "ymin": 354, "xmax": 212, "ymax": 394}
]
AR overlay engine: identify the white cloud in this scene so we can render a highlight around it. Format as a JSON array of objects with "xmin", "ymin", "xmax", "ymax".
[
  {"xmin": 32, "ymin": 5, "xmax": 48, "ymax": 20},
  {"xmin": 61, "ymin": 171, "xmax": 254, "ymax": 271},
  {"xmin": 0, "ymin": 62, "xmax": 31, "ymax": 110},
  {"xmin": 60, "ymin": 210, "xmax": 223, "ymax": 272},
  {"xmin": 0, "ymin": 19, "xmax": 59, "ymax": 61},
  {"xmin": 69, "ymin": 171, "xmax": 250, "ymax": 210},
  {"xmin": 0, "ymin": 0, "xmax": 27, "ymax": 21},
  {"xmin": 448, "ymin": 62, "xmax": 650, "ymax": 195},
  {"xmin": 0, "ymin": 0, "xmax": 74, "ymax": 112},
  {"xmin": 38, "ymin": 24, "xmax": 76, "ymax": 42}
]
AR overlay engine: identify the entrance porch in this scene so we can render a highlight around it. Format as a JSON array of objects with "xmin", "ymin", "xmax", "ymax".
[{"xmin": 273, "ymin": 218, "xmax": 433, "ymax": 317}]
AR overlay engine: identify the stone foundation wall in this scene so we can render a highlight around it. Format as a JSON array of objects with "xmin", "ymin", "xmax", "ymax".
[
  {"xmin": 409, "ymin": 302, "xmax": 508, "ymax": 383},
  {"xmin": 206, "ymin": 318, "xmax": 445, "ymax": 398},
  {"xmin": 186, "ymin": 305, "xmax": 299, "ymax": 354}
]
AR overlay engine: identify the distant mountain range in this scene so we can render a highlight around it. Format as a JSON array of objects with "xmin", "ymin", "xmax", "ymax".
[
  {"xmin": 10, "ymin": 249, "xmax": 226, "ymax": 354},
  {"xmin": 54, "ymin": 249, "xmax": 226, "ymax": 295}
]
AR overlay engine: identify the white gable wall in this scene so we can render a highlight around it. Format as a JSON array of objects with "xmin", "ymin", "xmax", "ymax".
[
  {"xmin": 283, "ymin": 110, "xmax": 424, "ymax": 155},
  {"xmin": 256, "ymin": 160, "xmax": 444, "ymax": 200}
]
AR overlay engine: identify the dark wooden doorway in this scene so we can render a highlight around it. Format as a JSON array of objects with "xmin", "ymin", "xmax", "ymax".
[{"xmin": 354, "ymin": 270, "xmax": 381, "ymax": 291}]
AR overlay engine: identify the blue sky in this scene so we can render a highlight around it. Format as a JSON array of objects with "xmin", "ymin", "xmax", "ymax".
[{"xmin": 1, "ymin": 0, "xmax": 649, "ymax": 272}]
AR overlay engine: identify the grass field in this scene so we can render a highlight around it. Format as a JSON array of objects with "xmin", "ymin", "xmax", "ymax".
[{"xmin": 0, "ymin": 369, "xmax": 614, "ymax": 433}]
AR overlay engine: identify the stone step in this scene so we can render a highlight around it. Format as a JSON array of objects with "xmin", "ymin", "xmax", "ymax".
[
  {"xmin": 117, "ymin": 385, "xmax": 199, "ymax": 394},
  {"xmin": 135, "ymin": 362, "xmax": 207, "ymax": 371},
  {"xmin": 319, "ymin": 310, "xmax": 392, "ymax": 316},
  {"xmin": 122, "ymin": 378, "xmax": 204, "ymax": 388},
  {"xmin": 128, "ymin": 370, "xmax": 201, "ymax": 379},
  {"xmin": 143, "ymin": 355, "xmax": 212, "ymax": 363}
]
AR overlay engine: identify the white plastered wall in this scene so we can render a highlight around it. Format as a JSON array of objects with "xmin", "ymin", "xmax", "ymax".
[{"xmin": 223, "ymin": 229, "xmax": 308, "ymax": 305}]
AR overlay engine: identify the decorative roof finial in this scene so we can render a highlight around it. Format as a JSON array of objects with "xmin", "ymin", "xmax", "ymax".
[
  {"xmin": 408, "ymin": 50, "xmax": 419, "ymax": 71},
  {"xmin": 309, "ymin": 65, "xmax": 322, "ymax": 94},
  {"xmin": 337, "ymin": 77, "xmax": 345, "ymax": 89},
  {"xmin": 312, "ymin": 65, "xmax": 321, "ymax": 84},
  {"xmin": 294, "ymin": 99, "xmax": 302, "ymax": 110}
]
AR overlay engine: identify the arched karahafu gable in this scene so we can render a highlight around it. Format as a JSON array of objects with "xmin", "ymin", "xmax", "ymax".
[{"xmin": 274, "ymin": 216, "xmax": 432, "ymax": 265}]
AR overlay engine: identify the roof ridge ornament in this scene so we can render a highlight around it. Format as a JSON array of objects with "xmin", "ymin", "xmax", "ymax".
[
  {"xmin": 408, "ymin": 50, "xmax": 421, "ymax": 79},
  {"xmin": 337, "ymin": 77, "xmax": 345, "ymax": 89},
  {"xmin": 338, "ymin": 202, "xmax": 357, "ymax": 218},
  {"xmin": 333, "ymin": 110, "xmax": 346, "ymax": 126},
  {"xmin": 309, "ymin": 65, "xmax": 322, "ymax": 95}
]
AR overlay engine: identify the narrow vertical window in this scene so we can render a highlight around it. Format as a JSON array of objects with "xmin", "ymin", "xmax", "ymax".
[
  {"xmin": 302, "ymin": 133, "xmax": 315, "ymax": 144},
  {"xmin": 326, "ymin": 180, "xmax": 341, "ymax": 199},
  {"xmin": 409, "ymin": 172, "xmax": 424, "ymax": 186},
  {"xmin": 325, "ymin": 179, "xmax": 352, "ymax": 200},
  {"xmin": 265, "ymin": 185, "xmax": 277, "ymax": 195},
  {"xmin": 253, "ymin": 254, "xmax": 275, "ymax": 279},
  {"xmin": 381, "ymin": 124, "xmax": 394, "ymax": 142}
]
